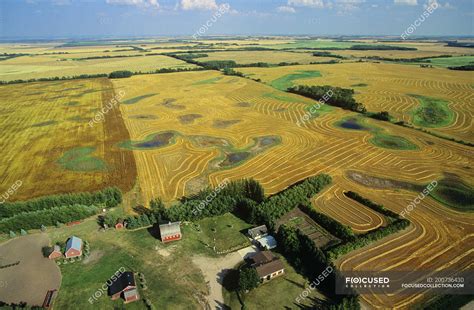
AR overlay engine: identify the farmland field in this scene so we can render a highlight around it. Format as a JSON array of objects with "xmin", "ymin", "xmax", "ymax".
[
  {"xmin": 0, "ymin": 78, "xmax": 136, "ymax": 200},
  {"xmin": 238, "ymin": 62, "xmax": 474, "ymax": 143},
  {"xmin": 0, "ymin": 34, "xmax": 473, "ymax": 310},
  {"xmin": 0, "ymin": 54, "xmax": 196, "ymax": 81},
  {"xmin": 201, "ymin": 50, "xmax": 334, "ymax": 65}
]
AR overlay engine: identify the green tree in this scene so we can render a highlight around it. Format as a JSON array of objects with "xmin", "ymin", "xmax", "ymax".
[{"xmin": 238, "ymin": 267, "xmax": 260, "ymax": 292}]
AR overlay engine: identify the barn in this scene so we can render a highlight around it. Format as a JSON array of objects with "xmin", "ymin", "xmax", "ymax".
[
  {"xmin": 64, "ymin": 236, "xmax": 83, "ymax": 258},
  {"xmin": 48, "ymin": 245, "xmax": 62, "ymax": 260},
  {"xmin": 108, "ymin": 271, "xmax": 139, "ymax": 303},
  {"xmin": 159, "ymin": 222, "xmax": 182, "ymax": 243}
]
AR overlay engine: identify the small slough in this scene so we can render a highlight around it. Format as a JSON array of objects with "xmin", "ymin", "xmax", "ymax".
[{"xmin": 120, "ymin": 131, "xmax": 176, "ymax": 150}]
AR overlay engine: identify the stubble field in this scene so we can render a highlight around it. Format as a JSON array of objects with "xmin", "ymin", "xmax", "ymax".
[{"xmin": 0, "ymin": 78, "xmax": 136, "ymax": 200}]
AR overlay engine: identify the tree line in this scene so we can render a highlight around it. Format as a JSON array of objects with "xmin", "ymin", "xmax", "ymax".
[
  {"xmin": 0, "ymin": 204, "xmax": 100, "ymax": 233},
  {"xmin": 0, "ymin": 187, "xmax": 121, "ymax": 220},
  {"xmin": 288, "ymin": 85, "xmax": 367, "ymax": 113}
]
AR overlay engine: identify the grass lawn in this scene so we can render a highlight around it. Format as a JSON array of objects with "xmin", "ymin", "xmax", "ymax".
[
  {"xmin": 183, "ymin": 213, "xmax": 252, "ymax": 253},
  {"xmin": 223, "ymin": 255, "xmax": 328, "ymax": 309},
  {"xmin": 46, "ymin": 216, "xmax": 208, "ymax": 309}
]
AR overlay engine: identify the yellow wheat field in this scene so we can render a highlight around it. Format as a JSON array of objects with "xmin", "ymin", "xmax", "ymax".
[
  {"xmin": 0, "ymin": 78, "xmax": 136, "ymax": 200},
  {"xmin": 0, "ymin": 54, "xmax": 196, "ymax": 81},
  {"xmin": 202, "ymin": 50, "xmax": 334, "ymax": 64},
  {"xmin": 239, "ymin": 62, "xmax": 474, "ymax": 143}
]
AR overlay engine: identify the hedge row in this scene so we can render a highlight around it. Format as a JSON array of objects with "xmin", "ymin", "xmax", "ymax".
[
  {"xmin": 299, "ymin": 202, "xmax": 355, "ymax": 241},
  {"xmin": 327, "ymin": 218, "xmax": 410, "ymax": 261},
  {"xmin": 0, "ymin": 187, "xmax": 122, "ymax": 219},
  {"xmin": 0, "ymin": 204, "xmax": 100, "ymax": 233},
  {"xmin": 254, "ymin": 174, "xmax": 333, "ymax": 229}
]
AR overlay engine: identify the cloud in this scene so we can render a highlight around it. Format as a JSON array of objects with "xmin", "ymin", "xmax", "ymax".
[
  {"xmin": 180, "ymin": 0, "xmax": 223, "ymax": 10},
  {"xmin": 288, "ymin": 0, "xmax": 326, "ymax": 8},
  {"xmin": 277, "ymin": 6, "xmax": 296, "ymax": 13},
  {"xmin": 106, "ymin": 0, "xmax": 160, "ymax": 9},
  {"xmin": 424, "ymin": 0, "xmax": 454, "ymax": 9},
  {"xmin": 394, "ymin": 0, "xmax": 418, "ymax": 5},
  {"xmin": 335, "ymin": 0, "xmax": 365, "ymax": 11}
]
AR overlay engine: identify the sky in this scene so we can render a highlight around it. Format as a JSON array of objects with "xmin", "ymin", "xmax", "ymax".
[{"xmin": 0, "ymin": 0, "xmax": 473, "ymax": 39}]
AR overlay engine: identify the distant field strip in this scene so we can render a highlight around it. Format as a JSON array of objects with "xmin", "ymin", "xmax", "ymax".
[{"xmin": 0, "ymin": 54, "xmax": 196, "ymax": 81}]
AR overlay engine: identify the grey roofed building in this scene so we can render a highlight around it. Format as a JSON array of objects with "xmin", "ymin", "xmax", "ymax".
[
  {"xmin": 256, "ymin": 235, "xmax": 277, "ymax": 250},
  {"xmin": 247, "ymin": 224, "xmax": 268, "ymax": 240}
]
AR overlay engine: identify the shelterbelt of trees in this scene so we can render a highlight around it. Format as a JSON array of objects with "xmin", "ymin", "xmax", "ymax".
[
  {"xmin": 0, "ymin": 187, "xmax": 122, "ymax": 233},
  {"xmin": 288, "ymin": 85, "xmax": 367, "ymax": 113}
]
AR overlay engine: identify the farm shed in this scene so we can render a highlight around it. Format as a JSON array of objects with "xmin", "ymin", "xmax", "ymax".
[
  {"xmin": 65, "ymin": 236, "xmax": 83, "ymax": 258},
  {"xmin": 159, "ymin": 222, "xmax": 182, "ymax": 243},
  {"xmin": 247, "ymin": 225, "xmax": 268, "ymax": 240},
  {"xmin": 256, "ymin": 235, "xmax": 277, "ymax": 250},
  {"xmin": 48, "ymin": 245, "xmax": 62, "ymax": 260}
]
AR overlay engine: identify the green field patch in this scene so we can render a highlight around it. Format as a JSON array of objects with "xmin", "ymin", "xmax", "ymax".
[
  {"xmin": 430, "ymin": 176, "xmax": 474, "ymax": 211},
  {"xmin": 122, "ymin": 93, "xmax": 158, "ymax": 105},
  {"xmin": 370, "ymin": 133, "xmax": 419, "ymax": 150},
  {"xmin": 270, "ymin": 70, "xmax": 321, "ymax": 91},
  {"xmin": 335, "ymin": 116, "xmax": 418, "ymax": 150},
  {"xmin": 427, "ymin": 56, "xmax": 474, "ymax": 68},
  {"xmin": 409, "ymin": 95, "xmax": 454, "ymax": 128},
  {"xmin": 57, "ymin": 147, "xmax": 107, "ymax": 172},
  {"xmin": 120, "ymin": 131, "xmax": 177, "ymax": 150},
  {"xmin": 32, "ymin": 120, "xmax": 58, "ymax": 127},
  {"xmin": 192, "ymin": 77, "xmax": 223, "ymax": 85},
  {"xmin": 351, "ymin": 83, "xmax": 368, "ymax": 87}
]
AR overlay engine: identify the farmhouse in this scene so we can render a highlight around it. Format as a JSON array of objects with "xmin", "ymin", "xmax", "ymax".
[
  {"xmin": 159, "ymin": 221, "xmax": 182, "ymax": 243},
  {"xmin": 48, "ymin": 245, "xmax": 62, "ymax": 260},
  {"xmin": 108, "ymin": 271, "xmax": 139, "ymax": 303},
  {"xmin": 256, "ymin": 235, "xmax": 277, "ymax": 250},
  {"xmin": 248, "ymin": 224, "xmax": 268, "ymax": 240},
  {"xmin": 249, "ymin": 251, "xmax": 285, "ymax": 282},
  {"xmin": 255, "ymin": 259, "xmax": 285, "ymax": 282},
  {"xmin": 64, "ymin": 236, "xmax": 83, "ymax": 258}
]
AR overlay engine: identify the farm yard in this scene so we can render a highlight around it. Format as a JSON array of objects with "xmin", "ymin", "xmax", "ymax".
[{"xmin": 0, "ymin": 35, "xmax": 473, "ymax": 310}]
